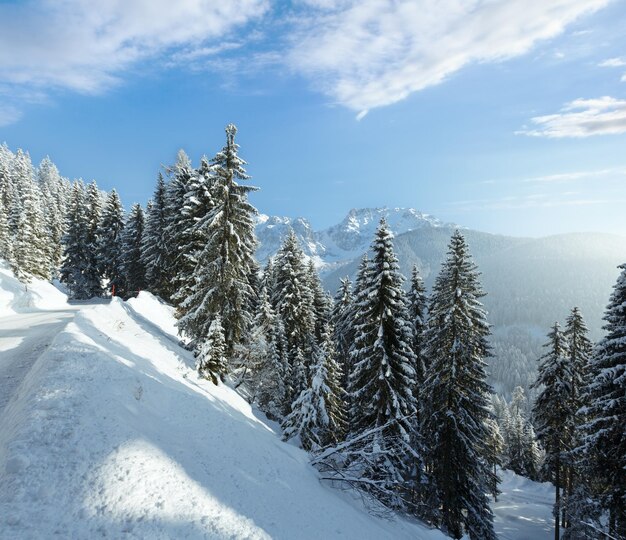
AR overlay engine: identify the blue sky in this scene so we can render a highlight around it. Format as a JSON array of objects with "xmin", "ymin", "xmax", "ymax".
[{"xmin": 1, "ymin": 0, "xmax": 626, "ymax": 237}]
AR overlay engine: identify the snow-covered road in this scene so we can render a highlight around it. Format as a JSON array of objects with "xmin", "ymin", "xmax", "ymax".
[{"xmin": 0, "ymin": 309, "xmax": 78, "ymax": 414}]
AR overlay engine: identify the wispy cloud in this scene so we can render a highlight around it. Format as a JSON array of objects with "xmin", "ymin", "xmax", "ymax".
[
  {"xmin": 599, "ymin": 57, "xmax": 626, "ymax": 67},
  {"xmin": 0, "ymin": 0, "xmax": 268, "ymax": 121},
  {"xmin": 518, "ymin": 97, "xmax": 626, "ymax": 138},
  {"xmin": 449, "ymin": 193, "xmax": 626, "ymax": 211},
  {"xmin": 523, "ymin": 168, "xmax": 626, "ymax": 183},
  {"xmin": 286, "ymin": 0, "xmax": 609, "ymax": 114}
]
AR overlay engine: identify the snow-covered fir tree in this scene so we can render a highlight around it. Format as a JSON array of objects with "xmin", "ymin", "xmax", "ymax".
[
  {"xmin": 532, "ymin": 322, "xmax": 572, "ymax": 540},
  {"xmin": 578, "ymin": 264, "xmax": 626, "ymax": 539},
  {"xmin": 269, "ymin": 230, "xmax": 316, "ymax": 402},
  {"xmin": 12, "ymin": 150, "xmax": 50, "ymax": 281},
  {"xmin": 421, "ymin": 230, "xmax": 497, "ymax": 540},
  {"xmin": 345, "ymin": 218, "xmax": 421, "ymax": 509},
  {"xmin": 307, "ymin": 260, "xmax": 332, "ymax": 342},
  {"xmin": 179, "ymin": 125, "xmax": 258, "ymax": 358},
  {"xmin": 60, "ymin": 182, "xmax": 92, "ymax": 298},
  {"xmin": 407, "ymin": 264, "xmax": 428, "ymax": 385},
  {"xmin": 173, "ymin": 156, "xmax": 214, "ymax": 316},
  {"xmin": 282, "ymin": 324, "xmax": 346, "ymax": 451},
  {"xmin": 83, "ymin": 181, "xmax": 105, "ymax": 298},
  {"xmin": 502, "ymin": 387, "xmax": 541, "ymax": 480},
  {"xmin": 121, "ymin": 203, "xmax": 147, "ymax": 296},
  {"xmin": 142, "ymin": 173, "xmax": 171, "ymax": 300},
  {"xmin": 561, "ymin": 306, "xmax": 593, "ymax": 529},
  {"xmin": 247, "ymin": 286, "xmax": 289, "ymax": 420},
  {"xmin": 329, "ymin": 277, "xmax": 354, "ymax": 396},
  {"xmin": 97, "ymin": 189, "xmax": 126, "ymax": 296},
  {"xmin": 163, "ymin": 149, "xmax": 193, "ymax": 295},
  {"xmin": 197, "ymin": 315, "xmax": 228, "ymax": 385}
]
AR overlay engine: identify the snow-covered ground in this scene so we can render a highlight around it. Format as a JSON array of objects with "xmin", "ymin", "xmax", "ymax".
[
  {"xmin": 0, "ymin": 260, "xmax": 68, "ymax": 316},
  {"xmin": 493, "ymin": 470, "xmax": 554, "ymax": 540},
  {"xmin": 0, "ymin": 293, "xmax": 446, "ymax": 539}
]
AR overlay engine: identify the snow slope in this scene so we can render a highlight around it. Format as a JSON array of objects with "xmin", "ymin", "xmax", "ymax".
[
  {"xmin": 0, "ymin": 292, "xmax": 444, "ymax": 539},
  {"xmin": 0, "ymin": 260, "xmax": 68, "ymax": 316},
  {"xmin": 493, "ymin": 470, "xmax": 554, "ymax": 540}
]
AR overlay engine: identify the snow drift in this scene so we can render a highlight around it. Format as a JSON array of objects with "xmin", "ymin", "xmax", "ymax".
[
  {"xmin": 0, "ymin": 292, "xmax": 441, "ymax": 539},
  {"xmin": 0, "ymin": 259, "xmax": 68, "ymax": 316}
]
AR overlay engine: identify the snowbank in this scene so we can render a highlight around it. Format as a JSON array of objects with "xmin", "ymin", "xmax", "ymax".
[
  {"xmin": 0, "ymin": 294, "xmax": 442, "ymax": 539},
  {"xmin": 0, "ymin": 260, "xmax": 68, "ymax": 316}
]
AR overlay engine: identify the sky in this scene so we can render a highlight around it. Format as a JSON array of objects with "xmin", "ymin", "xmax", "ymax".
[{"xmin": 1, "ymin": 0, "xmax": 626, "ymax": 237}]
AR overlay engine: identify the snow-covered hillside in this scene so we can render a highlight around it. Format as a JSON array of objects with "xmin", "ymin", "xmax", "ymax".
[
  {"xmin": 0, "ymin": 259, "xmax": 68, "ymax": 316},
  {"xmin": 255, "ymin": 207, "xmax": 450, "ymax": 269},
  {"xmin": 0, "ymin": 292, "xmax": 445, "ymax": 539}
]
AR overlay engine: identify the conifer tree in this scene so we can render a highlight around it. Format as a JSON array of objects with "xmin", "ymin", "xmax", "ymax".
[
  {"xmin": 197, "ymin": 316, "xmax": 228, "ymax": 385},
  {"xmin": 562, "ymin": 306, "xmax": 593, "ymax": 528},
  {"xmin": 121, "ymin": 203, "xmax": 147, "ymax": 296},
  {"xmin": 142, "ymin": 173, "xmax": 170, "ymax": 299},
  {"xmin": 579, "ymin": 264, "xmax": 626, "ymax": 538},
  {"xmin": 407, "ymin": 264, "xmax": 428, "ymax": 384},
  {"xmin": 248, "ymin": 287, "xmax": 289, "ymax": 420},
  {"xmin": 164, "ymin": 149, "xmax": 193, "ymax": 291},
  {"xmin": 179, "ymin": 125, "xmax": 258, "ymax": 358},
  {"xmin": 97, "ymin": 189, "xmax": 126, "ymax": 296},
  {"xmin": 282, "ymin": 325, "xmax": 346, "ymax": 451},
  {"xmin": 173, "ymin": 157, "xmax": 214, "ymax": 315},
  {"xmin": 329, "ymin": 277, "xmax": 354, "ymax": 394},
  {"xmin": 532, "ymin": 323, "xmax": 571, "ymax": 540},
  {"xmin": 346, "ymin": 218, "xmax": 420, "ymax": 508},
  {"xmin": 83, "ymin": 181, "xmax": 104, "ymax": 297},
  {"xmin": 60, "ymin": 182, "xmax": 94, "ymax": 299},
  {"xmin": 422, "ymin": 230, "xmax": 497, "ymax": 540},
  {"xmin": 269, "ymin": 230, "xmax": 316, "ymax": 400},
  {"xmin": 307, "ymin": 260, "xmax": 331, "ymax": 342},
  {"xmin": 485, "ymin": 416, "xmax": 504, "ymax": 501},
  {"xmin": 0, "ymin": 196, "xmax": 13, "ymax": 264}
]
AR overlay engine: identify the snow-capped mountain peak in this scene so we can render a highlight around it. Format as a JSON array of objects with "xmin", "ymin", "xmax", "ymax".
[{"xmin": 255, "ymin": 207, "xmax": 452, "ymax": 270}]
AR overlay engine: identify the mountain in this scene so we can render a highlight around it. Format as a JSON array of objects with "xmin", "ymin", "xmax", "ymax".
[
  {"xmin": 255, "ymin": 207, "xmax": 451, "ymax": 269},
  {"xmin": 255, "ymin": 208, "xmax": 626, "ymax": 399}
]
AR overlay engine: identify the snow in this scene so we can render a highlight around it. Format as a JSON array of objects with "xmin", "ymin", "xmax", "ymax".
[
  {"xmin": 0, "ymin": 292, "xmax": 444, "ymax": 539},
  {"xmin": 0, "ymin": 259, "xmax": 68, "ymax": 316},
  {"xmin": 493, "ymin": 469, "xmax": 555, "ymax": 540}
]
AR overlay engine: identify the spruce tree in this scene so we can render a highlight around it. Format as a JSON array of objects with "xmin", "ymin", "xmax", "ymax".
[
  {"xmin": 248, "ymin": 287, "xmax": 289, "ymax": 420},
  {"xmin": 179, "ymin": 125, "xmax": 258, "ymax": 358},
  {"xmin": 532, "ymin": 323, "xmax": 571, "ymax": 540},
  {"xmin": 562, "ymin": 306, "xmax": 593, "ymax": 529},
  {"xmin": 142, "ymin": 173, "xmax": 170, "ymax": 299},
  {"xmin": 422, "ymin": 230, "xmax": 497, "ymax": 540},
  {"xmin": 197, "ymin": 316, "xmax": 228, "ymax": 385},
  {"xmin": 407, "ymin": 264, "xmax": 428, "ymax": 384},
  {"xmin": 164, "ymin": 149, "xmax": 193, "ymax": 295},
  {"xmin": 83, "ymin": 181, "xmax": 104, "ymax": 297},
  {"xmin": 97, "ymin": 189, "xmax": 126, "ymax": 296},
  {"xmin": 173, "ymin": 157, "xmax": 214, "ymax": 315},
  {"xmin": 329, "ymin": 277, "xmax": 354, "ymax": 395},
  {"xmin": 269, "ymin": 230, "xmax": 316, "ymax": 401},
  {"xmin": 579, "ymin": 264, "xmax": 626, "ymax": 538},
  {"xmin": 346, "ymin": 218, "xmax": 420, "ymax": 508},
  {"xmin": 282, "ymin": 324, "xmax": 346, "ymax": 451},
  {"xmin": 307, "ymin": 259, "xmax": 332, "ymax": 342},
  {"xmin": 60, "ymin": 182, "xmax": 94, "ymax": 299},
  {"xmin": 121, "ymin": 203, "xmax": 147, "ymax": 296}
]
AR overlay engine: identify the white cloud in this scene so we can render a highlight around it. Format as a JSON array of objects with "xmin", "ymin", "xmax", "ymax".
[
  {"xmin": 0, "ymin": 0, "xmax": 268, "ymax": 121},
  {"xmin": 286, "ymin": 0, "xmax": 609, "ymax": 112},
  {"xmin": 599, "ymin": 57, "xmax": 626, "ymax": 67},
  {"xmin": 523, "ymin": 168, "xmax": 626, "ymax": 182},
  {"xmin": 518, "ymin": 97, "xmax": 626, "ymax": 138}
]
